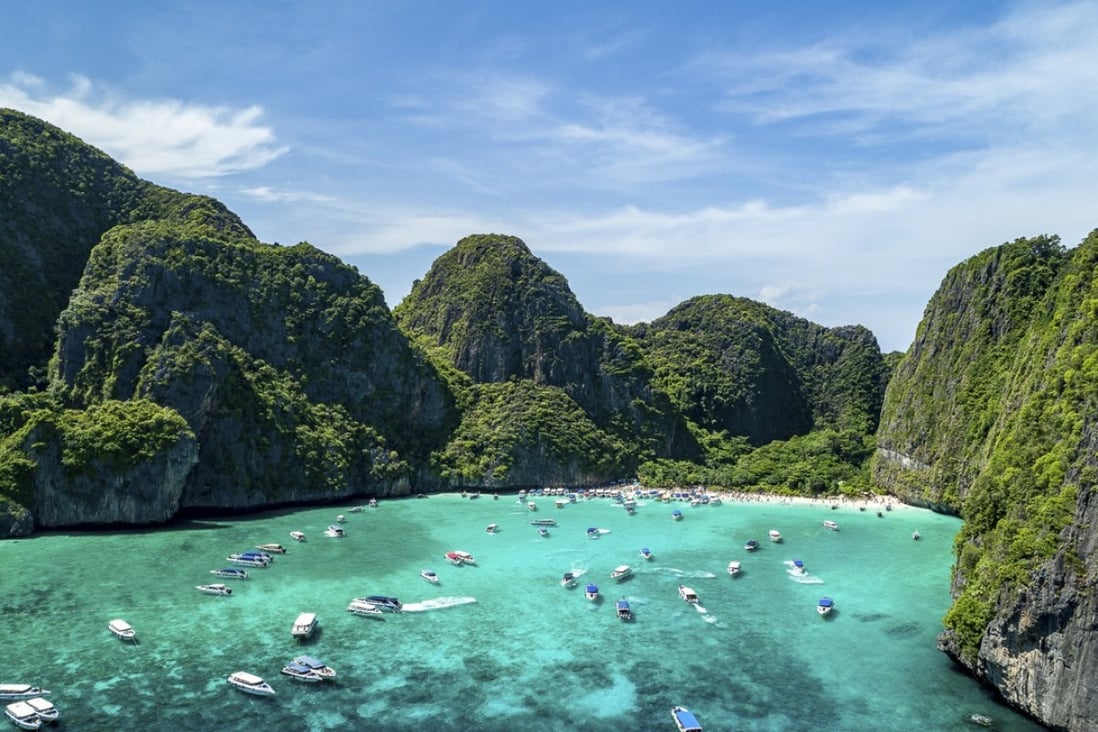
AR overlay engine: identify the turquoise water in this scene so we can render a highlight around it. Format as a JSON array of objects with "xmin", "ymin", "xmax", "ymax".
[{"xmin": 1, "ymin": 494, "xmax": 1046, "ymax": 731}]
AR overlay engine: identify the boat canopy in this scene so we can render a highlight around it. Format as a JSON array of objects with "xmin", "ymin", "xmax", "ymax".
[
  {"xmin": 294, "ymin": 655, "xmax": 325, "ymax": 668},
  {"xmin": 673, "ymin": 707, "xmax": 703, "ymax": 731},
  {"xmin": 819, "ymin": 597, "xmax": 834, "ymax": 607},
  {"xmin": 586, "ymin": 584, "xmax": 599, "ymax": 592},
  {"xmin": 284, "ymin": 662, "xmax": 313, "ymax": 674}
]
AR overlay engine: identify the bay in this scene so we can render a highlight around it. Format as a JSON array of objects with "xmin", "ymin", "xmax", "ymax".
[{"xmin": 0, "ymin": 492, "xmax": 1046, "ymax": 730}]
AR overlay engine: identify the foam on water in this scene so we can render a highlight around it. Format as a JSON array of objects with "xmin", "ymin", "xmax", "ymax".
[{"xmin": 0, "ymin": 493, "xmax": 1046, "ymax": 731}]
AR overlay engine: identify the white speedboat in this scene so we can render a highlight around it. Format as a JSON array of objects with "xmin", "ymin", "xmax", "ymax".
[
  {"xmin": 640, "ymin": 547, "xmax": 653, "ymax": 561},
  {"xmin": 108, "ymin": 618, "xmax": 136, "ymax": 642},
  {"xmin": 196, "ymin": 583, "xmax": 233, "ymax": 596},
  {"xmin": 24, "ymin": 697, "xmax": 58, "ymax": 724},
  {"xmin": 336, "ymin": 514, "xmax": 346, "ymax": 523},
  {"xmin": 537, "ymin": 527, "xmax": 549, "ymax": 537},
  {"xmin": 347, "ymin": 599, "xmax": 384, "ymax": 617},
  {"xmin": 610, "ymin": 565, "xmax": 632, "ymax": 581},
  {"xmin": 291, "ymin": 655, "xmax": 337, "ymax": 679},
  {"xmin": 727, "ymin": 560, "xmax": 742, "ymax": 576},
  {"xmin": 291, "ymin": 612, "xmax": 318, "ymax": 639},
  {"xmin": 791, "ymin": 558, "xmax": 806, "ymax": 575},
  {"xmin": 744, "ymin": 539, "xmax": 760, "ymax": 552},
  {"xmin": 678, "ymin": 585, "xmax": 699, "ymax": 604},
  {"xmin": 586, "ymin": 527, "xmax": 600, "ymax": 539},
  {"xmin": 420, "ymin": 569, "xmax": 439, "ymax": 583},
  {"xmin": 822, "ymin": 520, "xmax": 839, "ymax": 531},
  {"xmin": 817, "ymin": 597, "xmax": 834, "ymax": 617},
  {"xmin": 530, "ymin": 518, "xmax": 556, "ymax": 526},
  {"xmin": 485, "ymin": 523, "xmax": 498, "ymax": 534},
  {"xmin": 227, "ymin": 671, "xmax": 275, "ymax": 696},
  {"xmin": 444, "ymin": 551, "xmax": 464, "ymax": 565},
  {"xmin": 4, "ymin": 701, "xmax": 41, "ymax": 730},
  {"xmin": 769, "ymin": 529, "xmax": 782, "ymax": 542},
  {"xmin": 279, "ymin": 661, "xmax": 323, "ymax": 683},
  {"xmin": 361, "ymin": 595, "xmax": 402, "ymax": 612},
  {"xmin": 913, "ymin": 530, "xmax": 921, "ymax": 541},
  {"xmin": 290, "ymin": 531, "xmax": 306, "ymax": 542},
  {"xmin": 347, "ymin": 505, "xmax": 364, "ymax": 513},
  {"xmin": 450, "ymin": 550, "xmax": 475, "ymax": 565},
  {"xmin": 210, "ymin": 567, "xmax": 248, "ymax": 580},
  {"xmin": 527, "ymin": 501, "xmax": 538, "ymax": 511},
  {"xmin": 324, "ymin": 525, "xmax": 345, "ymax": 538},
  {"xmin": 671, "ymin": 705, "xmax": 703, "ymax": 732},
  {"xmin": 0, "ymin": 686, "xmax": 51, "ymax": 701},
  {"xmin": 561, "ymin": 572, "xmax": 578, "ymax": 588},
  {"xmin": 256, "ymin": 543, "xmax": 287, "ymax": 553},
  {"xmin": 585, "ymin": 583, "xmax": 600, "ymax": 601}
]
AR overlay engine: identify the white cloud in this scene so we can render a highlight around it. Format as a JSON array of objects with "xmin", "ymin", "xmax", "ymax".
[{"xmin": 0, "ymin": 74, "xmax": 288, "ymax": 178}]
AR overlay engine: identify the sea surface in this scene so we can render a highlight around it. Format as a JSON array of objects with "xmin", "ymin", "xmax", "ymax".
[{"xmin": 1, "ymin": 493, "xmax": 1047, "ymax": 731}]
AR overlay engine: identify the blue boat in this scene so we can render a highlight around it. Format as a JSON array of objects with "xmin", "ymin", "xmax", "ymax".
[
  {"xmin": 292, "ymin": 655, "xmax": 337, "ymax": 679},
  {"xmin": 817, "ymin": 597, "xmax": 834, "ymax": 617},
  {"xmin": 586, "ymin": 527, "xmax": 600, "ymax": 539},
  {"xmin": 616, "ymin": 598, "xmax": 633, "ymax": 621},
  {"xmin": 640, "ymin": 547, "xmax": 653, "ymax": 560},
  {"xmin": 744, "ymin": 539, "xmax": 760, "ymax": 552},
  {"xmin": 671, "ymin": 705, "xmax": 703, "ymax": 732},
  {"xmin": 361, "ymin": 595, "xmax": 402, "ymax": 612},
  {"xmin": 585, "ymin": 583, "xmax": 599, "ymax": 601},
  {"xmin": 672, "ymin": 509, "xmax": 683, "ymax": 521},
  {"xmin": 210, "ymin": 567, "xmax": 249, "ymax": 579},
  {"xmin": 280, "ymin": 661, "xmax": 323, "ymax": 683},
  {"xmin": 792, "ymin": 558, "xmax": 806, "ymax": 575},
  {"xmin": 226, "ymin": 552, "xmax": 270, "ymax": 567},
  {"xmin": 537, "ymin": 527, "xmax": 549, "ymax": 537}
]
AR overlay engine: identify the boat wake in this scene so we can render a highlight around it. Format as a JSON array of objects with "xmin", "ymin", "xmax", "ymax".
[
  {"xmin": 654, "ymin": 567, "xmax": 718, "ymax": 579},
  {"xmin": 788, "ymin": 574, "xmax": 824, "ymax": 585},
  {"xmin": 401, "ymin": 596, "xmax": 477, "ymax": 612}
]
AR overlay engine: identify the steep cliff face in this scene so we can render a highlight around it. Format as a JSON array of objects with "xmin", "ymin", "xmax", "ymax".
[
  {"xmin": 873, "ymin": 235, "xmax": 1067, "ymax": 510},
  {"xmin": 631, "ymin": 295, "xmax": 888, "ymax": 446},
  {"xmin": 395, "ymin": 233, "xmax": 700, "ymax": 474},
  {"xmin": 0, "ymin": 108, "xmax": 252, "ymax": 391},
  {"xmin": 50, "ymin": 223, "xmax": 458, "ymax": 509},
  {"xmin": 875, "ymin": 233, "xmax": 1098, "ymax": 729}
]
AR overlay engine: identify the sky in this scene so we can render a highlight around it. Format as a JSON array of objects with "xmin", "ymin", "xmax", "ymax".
[{"xmin": 3, "ymin": 1, "xmax": 1097, "ymax": 353}]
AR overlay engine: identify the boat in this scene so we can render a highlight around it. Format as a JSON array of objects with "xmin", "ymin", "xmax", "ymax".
[
  {"xmin": 537, "ymin": 527, "xmax": 549, "ymax": 537},
  {"xmin": 561, "ymin": 572, "xmax": 578, "ymax": 588},
  {"xmin": 913, "ymin": 530, "xmax": 921, "ymax": 541},
  {"xmin": 336, "ymin": 514, "xmax": 346, "ymax": 523},
  {"xmin": 625, "ymin": 504, "xmax": 636, "ymax": 515},
  {"xmin": 444, "ymin": 551, "xmax": 464, "ymax": 565},
  {"xmin": 23, "ymin": 698, "xmax": 58, "ymax": 724},
  {"xmin": 817, "ymin": 597, "xmax": 834, "ymax": 616},
  {"xmin": 450, "ymin": 550, "xmax": 475, "ymax": 565},
  {"xmin": 420, "ymin": 569, "xmax": 439, "ymax": 583},
  {"xmin": 727, "ymin": 560, "xmax": 742, "ymax": 576},
  {"xmin": 347, "ymin": 599, "xmax": 384, "ymax": 616},
  {"xmin": 530, "ymin": 518, "xmax": 557, "ymax": 526},
  {"xmin": 769, "ymin": 529, "xmax": 782, "ymax": 542},
  {"xmin": 255, "ymin": 543, "xmax": 287, "ymax": 553},
  {"xmin": 822, "ymin": 520, "xmax": 839, "ymax": 531},
  {"xmin": 226, "ymin": 552, "xmax": 270, "ymax": 567},
  {"xmin": 678, "ymin": 585, "xmax": 699, "ymax": 604},
  {"xmin": 610, "ymin": 565, "xmax": 632, "ymax": 581},
  {"xmin": 0, "ymin": 688, "xmax": 50, "ymax": 702},
  {"xmin": 640, "ymin": 547, "xmax": 653, "ymax": 561},
  {"xmin": 616, "ymin": 598, "xmax": 633, "ymax": 621},
  {"xmin": 555, "ymin": 499, "xmax": 566, "ymax": 509},
  {"xmin": 968, "ymin": 713, "xmax": 993, "ymax": 727},
  {"xmin": 279, "ymin": 661, "xmax": 323, "ymax": 683},
  {"xmin": 210, "ymin": 567, "xmax": 249, "ymax": 580},
  {"xmin": 196, "ymin": 583, "xmax": 233, "ymax": 596},
  {"xmin": 586, "ymin": 527, "xmax": 600, "ymax": 539},
  {"xmin": 585, "ymin": 583, "xmax": 600, "ymax": 601},
  {"xmin": 368, "ymin": 498, "xmax": 378, "ymax": 508},
  {"xmin": 744, "ymin": 539, "xmax": 760, "ymax": 552},
  {"xmin": 4, "ymin": 701, "xmax": 42, "ymax": 730},
  {"xmin": 527, "ymin": 501, "xmax": 538, "ymax": 511},
  {"xmin": 485, "ymin": 523, "xmax": 498, "ymax": 534},
  {"xmin": 227, "ymin": 671, "xmax": 275, "ymax": 696},
  {"xmin": 290, "ymin": 531, "xmax": 306, "ymax": 542},
  {"xmin": 324, "ymin": 524, "xmax": 345, "ymax": 538},
  {"xmin": 671, "ymin": 705, "xmax": 703, "ymax": 732},
  {"xmin": 108, "ymin": 618, "xmax": 136, "ymax": 642},
  {"xmin": 361, "ymin": 595, "xmax": 402, "ymax": 612},
  {"xmin": 292, "ymin": 655, "xmax": 337, "ymax": 679},
  {"xmin": 672, "ymin": 509, "xmax": 683, "ymax": 521},
  {"xmin": 792, "ymin": 558, "xmax": 806, "ymax": 575},
  {"xmin": 291, "ymin": 612, "xmax": 318, "ymax": 639}
]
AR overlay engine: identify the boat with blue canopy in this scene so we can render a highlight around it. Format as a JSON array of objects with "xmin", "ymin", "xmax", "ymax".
[
  {"xmin": 585, "ymin": 583, "xmax": 599, "ymax": 601},
  {"xmin": 817, "ymin": 597, "xmax": 834, "ymax": 617},
  {"xmin": 671, "ymin": 705, "xmax": 703, "ymax": 732},
  {"xmin": 280, "ymin": 661, "xmax": 322, "ymax": 683},
  {"xmin": 210, "ymin": 567, "xmax": 248, "ymax": 580},
  {"xmin": 291, "ymin": 655, "xmax": 337, "ymax": 679},
  {"xmin": 640, "ymin": 547, "xmax": 653, "ymax": 560},
  {"xmin": 616, "ymin": 598, "xmax": 633, "ymax": 621},
  {"xmin": 672, "ymin": 509, "xmax": 683, "ymax": 520}
]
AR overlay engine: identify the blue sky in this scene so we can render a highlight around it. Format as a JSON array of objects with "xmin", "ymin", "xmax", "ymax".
[{"xmin": 3, "ymin": 1, "xmax": 1096, "ymax": 353}]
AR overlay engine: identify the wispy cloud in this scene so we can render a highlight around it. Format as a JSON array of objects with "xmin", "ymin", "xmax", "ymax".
[{"xmin": 0, "ymin": 73, "xmax": 288, "ymax": 178}]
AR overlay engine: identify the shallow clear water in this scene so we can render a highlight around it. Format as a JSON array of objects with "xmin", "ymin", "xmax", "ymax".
[{"xmin": 1, "ymin": 494, "xmax": 1046, "ymax": 731}]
